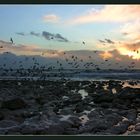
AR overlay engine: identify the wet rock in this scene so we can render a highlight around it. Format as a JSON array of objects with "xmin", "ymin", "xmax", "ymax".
[
  {"xmin": 82, "ymin": 119, "xmax": 111, "ymax": 133},
  {"xmin": 69, "ymin": 116, "xmax": 82, "ymax": 128},
  {"xmin": 46, "ymin": 124, "xmax": 65, "ymax": 135},
  {"xmin": 59, "ymin": 107, "xmax": 74, "ymax": 115},
  {"xmin": 21, "ymin": 115, "xmax": 50, "ymax": 134},
  {"xmin": 64, "ymin": 128, "xmax": 79, "ymax": 135},
  {"xmin": 0, "ymin": 112, "xmax": 4, "ymax": 120},
  {"xmin": 118, "ymin": 87, "xmax": 140, "ymax": 99},
  {"xmin": 99, "ymin": 102, "xmax": 112, "ymax": 108},
  {"xmin": 1, "ymin": 98, "xmax": 27, "ymax": 110},
  {"xmin": 126, "ymin": 109, "xmax": 137, "ymax": 122},
  {"xmin": 107, "ymin": 121, "xmax": 130, "ymax": 134},
  {"xmin": 93, "ymin": 94, "xmax": 114, "ymax": 103},
  {"xmin": 88, "ymin": 110, "xmax": 101, "ymax": 119},
  {"xmin": 0, "ymin": 120, "xmax": 19, "ymax": 128},
  {"xmin": 69, "ymin": 94, "xmax": 82, "ymax": 103},
  {"xmin": 74, "ymin": 102, "xmax": 85, "ymax": 113},
  {"xmin": 135, "ymin": 123, "xmax": 140, "ymax": 131}
]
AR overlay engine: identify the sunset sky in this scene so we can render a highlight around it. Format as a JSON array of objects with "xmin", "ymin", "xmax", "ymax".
[{"xmin": 0, "ymin": 5, "xmax": 140, "ymax": 62}]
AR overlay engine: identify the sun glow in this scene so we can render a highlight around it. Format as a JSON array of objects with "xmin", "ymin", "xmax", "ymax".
[
  {"xmin": 118, "ymin": 47, "xmax": 140, "ymax": 59},
  {"xmin": 99, "ymin": 51, "xmax": 113, "ymax": 59}
]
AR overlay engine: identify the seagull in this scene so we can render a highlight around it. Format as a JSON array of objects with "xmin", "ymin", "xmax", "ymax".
[
  {"xmin": 10, "ymin": 38, "xmax": 13, "ymax": 44},
  {"xmin": 82, "ymin": 41, "xmax": 85, "ymax": 45}
]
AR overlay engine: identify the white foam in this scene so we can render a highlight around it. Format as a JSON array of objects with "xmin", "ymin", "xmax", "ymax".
[
  {"xmin": 78, "ymin": 89, "xmax": 88, "ymax": 99},
  {"xmin": 59, "ymin": 115, "xmax": 71, "ymax": 121}
]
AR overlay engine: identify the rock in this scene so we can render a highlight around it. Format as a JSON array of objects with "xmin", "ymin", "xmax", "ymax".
[
  {"xmin": 64, "ymin": 128, "xmax": 79, "ymax": 135},
  {"xmin": 59, "ymin": 107, "xmax": 74, "ymax": 115},
  {"xmin": 68, "ymin": 116, "xmax": 82, "ymax": 128},
  {"xmin": 0, "ymin": 129, "xmax": 7, "ymax": 134},
  {"xmin": 99, "ymin": 102, "xmax": 112, "ymax": 108},
  {"xmin": 128, "ymin": 130, "xmax": 140, "ymax": 135},
  {"xmin": 1, "ymin": 98, "xmax": 27, "ymax": 110},
  {"xmin": 74, "ymin": 103, "xmax": 85, "ymax": 113},
  {"xmin": 126, "ymin": 109, "xmax": 137, "ymax": 122},
  {"xmin": 88, "ymin": 110, "xmax": 101, "ymax": 119},
  {"xmin": 69, "ymin": 94, "xmax": 82, "ymax": 103},
  {"xmin": 117, "ymin": 87, "xmax": 140, "ymax": 100},
  {"xmin": 135, "ymin": 123, "xmax": 140, "ymax": 131},
  {"xmin": 46, "ymin": 124, "xmax": 65, "ymax": 134},
  {"xmin": 108, "ymin": 121, "xmax": 130, "ymax": 134},
  {"xmin": 0, "ymin": 112, "xmax": 4, "ymax": 120},
  {"xmin": 21, "ymin": 115, "xmax": 50, "ymax": 134},
  {"xmin": 83, "ymin": 119, "xmax": 111, "ymax": 133},
  {"xmin": 93, "ymin": 94, "xmax": 114, "ymax": 103},
  {"xmin": 0, "ymin": 120, "xmax": 19, "ymax": 128}
]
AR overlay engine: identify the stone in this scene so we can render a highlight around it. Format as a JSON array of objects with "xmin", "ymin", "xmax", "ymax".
[
  {"xmin": 135, "ymin": 123, "xmax": 140, "ymax": 131},
  {"xmin": 0, "ymin": 112, "xmax": 4, "ymax": 121},
  {"xmin": 0, "ymin": 120, "xmax": 19, "ymax": 128},
  {"xmin": 1, "ymin": 98, "xmax": 27, "ymax": 110}
]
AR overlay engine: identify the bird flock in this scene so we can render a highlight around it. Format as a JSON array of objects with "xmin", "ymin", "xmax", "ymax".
[{"xmin": 0, "ymin": 38, "xmax": 139, "ymax": 81}]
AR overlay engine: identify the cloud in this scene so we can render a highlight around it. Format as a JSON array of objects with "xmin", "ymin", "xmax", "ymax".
[
  {"xmin": 55, "ymin": 33, "xmax": 69, "ymax": 42},
  {"xmin": 105, "ymin": 39, "xmax": 114, "ymax": 44},
  {"xmin": 42, "ymin": 31, "xmax": 54, "ymax": 40},
  {"xmin": 99, "ymin": 51, "xmax": 113, "ymax": 59},
  {"xmin": 120, "ymin": 20, "xmax": 140, "ymax": 40},
  {"xmin": 30, "ymin": 31, "xmax": 40, "ymax": 37},
  {"xmin": 43, "ymin": 14, "xmax": 59, "ymax": 23},
  {"xmin": 16, "ymin": 32, "xmax": 25, "ymax": 36},
  {"xmin": 98, "ymin": 40, "xmax": 106, "ymax": 43},
  {"xmin": 69, "ymin": 5, "xmax": 140, "ymax": 25},
  {"xmin": 42, "ymin": 31, "xmax": 69, "ymax": 42},
  {"xmin": 99, "ymin": 38, "xmax": 115, "ymax": 44},
  {"xmin": 115, "ymin": 40, "xmax": 140, "ymax": 59}
]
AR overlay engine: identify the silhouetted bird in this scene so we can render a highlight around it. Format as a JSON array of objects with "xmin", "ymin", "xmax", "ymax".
[
  {"xmin": 82, "ymin": 41, "xmax": 85, "ymax": 45},
  {"xmin": 10, "ymin": 38, "xmax": 13, "ymax": 44},
  {"xmin": 0, "ymin": 46, "xmax": 3, "ymax": 48}
]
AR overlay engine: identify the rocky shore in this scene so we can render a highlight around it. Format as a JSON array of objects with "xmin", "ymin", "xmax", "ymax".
[{"xmin": 0, "ymin": 80, "xmax": 140, "ymax": 135}]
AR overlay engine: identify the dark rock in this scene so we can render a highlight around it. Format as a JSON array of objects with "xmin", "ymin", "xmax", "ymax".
[
  {"xmin": 59, "ymin": 107, "xmax": 74, "ymax": 115},
  {"xmin": 0, "ymin": 120, "xmax": 19, "ymax": 128},
  {"xmin": 88, "ymin": 110, "xmax": 101, "ymax": 119},
  {"xmin": 1, "ymin": 98, "xmax": 27, "ymax": 110},
  {"xmin": 83, "ymin": 119, "xmax": 111, "ymax": 133},
  {"xmin": 0, "ymin": 112, "xmax": 4, "ymax": 120},
  {"xmin": 107, "ymin": 121, "xmax": 130, "ymax": 134},
  {"xmin": 64, "ymin": 128, "xmax": 79, "ymax": 135},
  {"xmin": 74, "ymin": 102, "xmax": 85, "ymax": 113},
  {"xmin": 93, "ymin": 94, "xmax": 114, "ymax": 103},
  {"xmin": 99, "ymin": 102, "xmax": 112, "ymax": 108},
  {"xmin": 117, "ymin": 87, "xmax": 140, "ymax": 99},
  {"xmin": 46, "ymin": 124, "xmax": 65, "ymax": 135},
  {"xmin": 126, "ymin": 109, "xmax": 137, "ymax": 122},
  {"xmin": 69, "ymin": 94, "xmax": 82, "ymax": 103},
  {"xmin": 69, "ymin": 116, "xmax": 82, "ymax": 128},
  {"xmin": 135, "ymin": 123, "xmax": 140, "ymax": 131}
]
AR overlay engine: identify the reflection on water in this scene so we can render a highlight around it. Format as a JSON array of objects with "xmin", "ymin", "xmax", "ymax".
[
  {"xmin": 78, "ymin": 89, "xmax": 88, "ymax": 99},
  {"xmin": 123, "ymin": 81, "xmax": 140, "ymax": 88}
]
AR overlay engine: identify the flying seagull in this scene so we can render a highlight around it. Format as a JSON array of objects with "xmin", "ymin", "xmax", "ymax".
[
  {"xmin": 82, "ymin": 41, "xmax": 85, "ymax": 45},
  {"xmin": 10, "ymin": 38, "xmax": 13, "ymax": 44}
]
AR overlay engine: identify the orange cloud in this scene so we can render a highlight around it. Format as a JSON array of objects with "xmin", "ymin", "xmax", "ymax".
[
  {"xmin": 99, "ymin": 51, "xmax": 113, "ymax": 59},
  {"xmin": 120, "ymin": 20, "xmax": 140, "ymax": 40},
  {"xmin": 43, "ymin": 14, "xmax": 59, "ymax": 23},
  {"xmin": 69, "ymin": 5, "xmax": 140, "ymax": 25},
  {"xmin": 117, "ymin": 41, "xmax": 140, "ymax": 59}
]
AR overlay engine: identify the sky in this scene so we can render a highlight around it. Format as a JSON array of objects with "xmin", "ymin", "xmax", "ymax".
[{"xmin": 0, "ymin": 5, "xmax": 140, "ymax": 69}]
